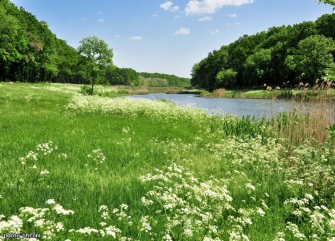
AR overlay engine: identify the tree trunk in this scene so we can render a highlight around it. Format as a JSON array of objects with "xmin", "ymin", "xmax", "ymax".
[{"xmin": 91, "ymin": 77, "xmax": 95, "ymax": 95}]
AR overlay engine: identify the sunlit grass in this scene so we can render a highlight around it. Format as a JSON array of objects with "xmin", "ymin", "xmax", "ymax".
[{"xmin": 0, "ymin": 82, "xmax": 335, "ymax": 240}]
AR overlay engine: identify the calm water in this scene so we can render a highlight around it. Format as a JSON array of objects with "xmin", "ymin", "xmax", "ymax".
[{"xmin": 128, "ymin": 93, "xmax": 335, "ymax": 120}]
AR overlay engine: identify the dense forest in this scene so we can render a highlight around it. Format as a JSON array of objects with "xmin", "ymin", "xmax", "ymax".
[
  {"xmin": 139, "ymin": 72, "xmax": 190, "ymax": 87},
  {"xmin": 0, "ymin": 0, "xmax": 188, "ymax": 87},
  {"xmin": 191, "ymin": 13, "xmax": 335, "ymax": 91}
]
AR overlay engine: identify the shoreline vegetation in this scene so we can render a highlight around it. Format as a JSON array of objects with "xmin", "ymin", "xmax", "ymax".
[
  {"xmin": 199, "ymin": 85, "xmax": 335, "ymax": 100},
  {"xmin": 3, "ymin": 81, "xmax": 335, "ymax": 102},
  {"xmin": 87, "ymin": 82, "xmax": 335, "ymax": 101},
  {"xmin": 1, "ymin": 82, "xmax": 335, "ymax": 240}
]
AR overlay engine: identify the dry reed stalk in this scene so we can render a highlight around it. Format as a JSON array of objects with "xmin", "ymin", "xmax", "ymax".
[{"xmin": 273, "ymin": 81, "xmax": 334, "ymax": 147}]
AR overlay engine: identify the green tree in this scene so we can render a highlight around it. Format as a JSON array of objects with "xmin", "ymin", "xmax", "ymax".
[
  {"xmin": 285, "ymin": 35, "xmax": 335, "ymax": 82},
  {"xmin": 215, "ymin": 69, "xmax": 237, "ymax": 89},
  {"xmin": 77, "ymin": 36, "xmax": 113, "ymax": 95},
  {"xmin": 318, "ymin": 0, "xmax": 335, "ymax": 7},
  {"xmin": 243, "ymin": 48, "xmax": 272, "ymax": 87},
  {"xmin": 0, "ymin": 1, "xmax": 23, "ymax": 80},
  {"xmin": 316, "ymin": 13, "xmax": 335, "ymax": 39}
]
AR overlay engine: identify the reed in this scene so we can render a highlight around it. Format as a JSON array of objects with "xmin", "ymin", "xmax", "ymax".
[{"xmin": 270, "ymin": 81, "xmax": 335, "ymax": 147}]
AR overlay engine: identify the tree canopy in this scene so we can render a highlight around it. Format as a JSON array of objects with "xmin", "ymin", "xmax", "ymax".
[
  {"xmin": 77, "ymin": 36, "xmax": 113, "ymax": 94},
  {"xmin": 191, "ymin": 14, "xmax": 335, "ymax": 90},
  {"xmin": 318, "ymin": 0, "xmax": 335, "ymax": 7}
]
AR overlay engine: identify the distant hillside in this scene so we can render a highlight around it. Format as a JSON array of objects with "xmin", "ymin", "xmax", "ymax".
[
  {"xmin": 191, "ymin": 13, "xmax": 335, "ymax": 91},
  {"xmin": 139, "ymin": 72, "xmax": 190, "ymax": 87}
]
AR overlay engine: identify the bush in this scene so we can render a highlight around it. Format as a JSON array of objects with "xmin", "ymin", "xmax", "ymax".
[{"xmin": 80, "ymin": 85, "xmax": 92, "ymax": 95}]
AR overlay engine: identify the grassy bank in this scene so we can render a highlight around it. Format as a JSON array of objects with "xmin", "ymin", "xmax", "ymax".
[
  {"xmin": 200, "ymin": 86, "xmax": 335, "ymax": 100},
  {"xmin": 1, "ymin": 82, "xmax": 335, "ymax": 240}
]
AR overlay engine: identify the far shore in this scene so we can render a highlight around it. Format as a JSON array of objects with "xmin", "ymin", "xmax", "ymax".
[{"xmin": 2, "ymin": 82, "xmax": 335, "ymax": 100}]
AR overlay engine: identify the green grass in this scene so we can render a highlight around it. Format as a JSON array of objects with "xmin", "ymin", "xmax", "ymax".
[
  {"xmin": 0, "ymin": 82, "xmax": 335, "ymax": 240},
  {"xmin": 200, "ymin": 87, "xmax": 335, "ymax": 100}
]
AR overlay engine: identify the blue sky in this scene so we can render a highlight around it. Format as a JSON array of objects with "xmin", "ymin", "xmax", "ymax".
[{"xmin": 10, "ymin": 0, "xmax": 334, "ymax": 77}]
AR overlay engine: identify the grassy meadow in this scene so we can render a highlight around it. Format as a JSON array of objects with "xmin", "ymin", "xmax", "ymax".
[{"xmin": 1, "ymin": 82, "xmax": 335, "ymax": 241}]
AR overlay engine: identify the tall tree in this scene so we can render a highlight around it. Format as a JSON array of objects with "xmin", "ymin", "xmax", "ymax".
[
  {"xmin": 77, "ymin": 36, "xmax": 113, "ymax": 95},
  {"xmin": 285, "ymin": 35, "xmax": 335, "ymax": 82},
  {"xmin": 243, "ymin": 48, "xmax": 273, "ymax": 86},
  {"xmin": 0, "ymin": 2, "xmax": 21, "ymax": 80}
]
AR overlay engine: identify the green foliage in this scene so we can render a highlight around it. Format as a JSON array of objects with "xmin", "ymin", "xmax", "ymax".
[
  {"xmin": 192, "ymin": 14, "xmax": 335, "ymax": 90},
  {"xmin": 243, "ymin": 48, "xmax": 272, "ymax": 86},
  {"xmin": 77, "ymin": 36, "xmax": 113, "ymax": 95},
  {"xmin": 286, "ymin": 35, "xmax": 335, "ymax": 81},
  {"xmin": 0, "ymin": 3, "xmax": 20, "ymax": 62},
  {"xmin": 318, "ymin": 0, "xmax": 335, "ymax": 7},
  {"xmin": 215, "ymin": 68, "xmax": 237, "ymax": 88},
  {"xmin": 0, "ymin": 0, "xmax": 82, "ymax": 83},
  {"xmin": 139, "ymin": 72, "xmax": 190, "ymax": 87},
  {"xmin": 80, "ymin": 85, "xmax": 93, "ymax": 95},
  {"xmin": 106, "ymin": 66, "xmax": 139, "ymax": 86}
]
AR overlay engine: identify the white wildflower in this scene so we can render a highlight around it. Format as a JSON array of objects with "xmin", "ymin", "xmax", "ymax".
[
  {"xmin": 55, "ymin": 222, "xmax": 64, "ymax": 232},
  {"xmin": 40, "ymin": 169, "xmax": 49, "ymax": 175},
  {"xmin": 245, "ymin": 182, "xmax": 255, "ymax": 191},
  {"xmin": 45, "ymin": 199, "xmax": 56, "ymax": 205}
]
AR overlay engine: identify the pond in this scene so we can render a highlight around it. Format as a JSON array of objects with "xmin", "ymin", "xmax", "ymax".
[{"xmin": 128, "ymin": 93, "xmax": 335, "ymax": 120}]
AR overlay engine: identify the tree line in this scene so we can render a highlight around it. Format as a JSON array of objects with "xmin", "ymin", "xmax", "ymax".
[
  {"xmin": 191, "ymin": 13, "xmax": 335, "ymax": 91},
  {"xmin": 0, "ymin": 0, "xmax": 188, "ymax": 89},
  {"xmin": 139, "ymin": 72, "xmax": 190, "ymax": 87}
]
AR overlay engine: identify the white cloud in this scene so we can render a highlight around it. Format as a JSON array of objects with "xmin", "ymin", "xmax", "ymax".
[
  {"xmin": 160, "ymin": 1, "xmax": 173, "ymax": 10},
  {"xmin": 225, "ymin": 22, "xmax": 240, "ymax": 26},
  {"xmin": 174, "ymin": 27, "xmax": 190, "ymax": 35},
  {"xmin": 130, "ymin": 36, "xmax": 142, "ymax": 40},
  {"xmin": 98, "ymin": 18, "xmax": 104, "ymax": 23},
  {"xmin": 211, "ymin": 29, "xmax": 220, "ymax": 35},
  {"xmin": 160, "ymin": 1, "xmax": 179, "ymax": 12},
  {"xmin": 185, "ymin": 0, "xmax": 254, "ymax": 15},
  {"xmin": 198, "ymin": 16, "xmax": 212, "ymax": 22},
  {"xmin": 228, "ymin": 13, "xmax": 237, "ymax": 18},
  {"xmin": 171, "ymin": 6, "xmax": 179, "ymax": 12}
]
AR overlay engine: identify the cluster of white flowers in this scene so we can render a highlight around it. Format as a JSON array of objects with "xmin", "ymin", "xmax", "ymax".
[
  {"xmin": 18, "ymin": 141, "xmax": 60, "ymax": 181},
  {"xmin": 281, "ymin": 193, "xmax": 335, "ymax": 240},
  {"xmin": 0, "ymin": 199, "xmax": 74, "ymax": 241},
  {"xmin": 58, "ymin": 153, "xmax": 68, "ymax": 159},
  {"xmin": 87, "ymin": 148, "xmax": 106, "ymax": 164},
  {"xmin": 19, "ymin": 151, "xmax": 38, "ymax": 165},
  {"xmin": 139, "ymin": 163, "xmax": 256, "ymax": 240},
  {"xmin": 40, "ymin": 169, "xmax": 49, "ymax": 175},
  {"xmin": 66, "ymin": 94, "xmax": 211, "ymax": 125},
  {"xmin": 68, "ymin": 205, "xmax": 124, "ymax": 239},
  {"xmin": 37, "ymin": 141, "xmax": 57, "ymax": 155},
  {"xmin": 0, "ymin": 215, "xmax": 23, "ymax": 235}
]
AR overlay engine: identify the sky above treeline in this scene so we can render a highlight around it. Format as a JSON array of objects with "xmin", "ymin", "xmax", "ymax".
[{"xmin": 10, "ymin": 0, "xmax": 334, "ymax": 78}]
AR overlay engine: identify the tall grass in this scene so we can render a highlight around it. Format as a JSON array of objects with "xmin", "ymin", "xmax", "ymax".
[
  {"xmin": 270, "ymin": 81, "xmax": 335, "ymax": 147},
  {"xmin": 0, "ymin": 82, "xmax": 335, "ymax": 240}
]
